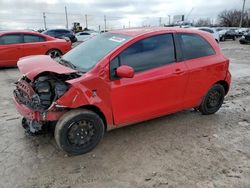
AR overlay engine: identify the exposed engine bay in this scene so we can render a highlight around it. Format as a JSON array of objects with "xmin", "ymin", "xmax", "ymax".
[
  {"xmin": 14, "ymin": 72, "xmax": 81, "ymax": 133},
  {"xmin": 14, "ymin": 72, "xmax": 80, "ymax": 112}
]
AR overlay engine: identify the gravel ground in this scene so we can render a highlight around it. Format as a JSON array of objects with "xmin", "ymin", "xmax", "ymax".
[{"xmin": 0, "ymin": 40, "xmax": 250, "ymax": 188}]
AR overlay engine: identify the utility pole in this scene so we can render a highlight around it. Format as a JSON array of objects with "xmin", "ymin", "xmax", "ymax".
[
  {"xmin": 159, "ymin": 17, "xmax": 162, "ymax": 26},
  {"xmin": 168, "ymin": 15, "xmax": 171, "ymax": 25},
  {"xmin": 43, "ymin": 12, "xmax": 47, "ymax": 30},
  {"xmin": 104, "ymin": 15, "xmax": 107, "ymax": 31},
  {"xmin": 85, "ymin": 14, "xmax": 88, "ymax": 29},
  {"xmin": 239, "ymin": 0, "xmax": 246, "ymax": 28},
  {"xmin": 98, "ymin": 25, "xmax": 101, "ymax": 33},
  {"xmin": 129, "ymin": 20, "xmax": 130, "ymax": 28},
  {"xmin": 186, "ymin": 8, "xmax": 194, "ymax": 22},
  {"xmin": 65, "ymin": 6, "xmax": 68, "ymax": 29}
]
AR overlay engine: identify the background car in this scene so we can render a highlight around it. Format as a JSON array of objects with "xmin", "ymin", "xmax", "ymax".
[
  {"xmin": 219, "ymin": 30, "xmax": 237, "ymax": 41},
  {"xmin": 75, "ymin": 31, "xmax": 99, "ymax": 42},
  {"xmin": 239, "ymin": 31, "xmax": 250, "ymax": 44},
  {"xmin": 0, "ymin": 31, "xmax": 71, "ymax": 67},
  {"xmin": 42, "ymin": 29, "xmax": 77, "ymax": 43},
  {"xmin": 198, "ymin": 27, "xmax": 220, "ymax": 43},
  {"xmin": 229, "ymin": 28, "xmax": 241, "ymax": 37},
  {"xmin": 243, "ymin": 29, "xmax": 250, "ymax": 35}
]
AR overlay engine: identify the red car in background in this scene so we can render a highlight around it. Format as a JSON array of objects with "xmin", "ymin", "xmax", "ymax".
[
  {"xmin": 13, "ymin": 27, "xmax": 231, "ymax": 155},
  {"xmin": 0, "ymin": 31, "xmax": 71, "ymax": 67}
]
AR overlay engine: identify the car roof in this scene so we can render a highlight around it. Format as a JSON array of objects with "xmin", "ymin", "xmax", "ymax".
[
  {"xmin": 0, "ymin": 30, "xmax": 56, "ymax": 40},
  {"xmin": 109, "ymin": 27, "xmax": 206, "ymax": 37},
  {"xmin": 0, "ymin": 30, "xmax": 41, "ymax": 36},
  {"xmin": 78, "ymin": 31, "xmax": 90, "ymax": 33},
  {"xmin": 46, "ymin": 29, "xmax": 70, "ymax": 31}
]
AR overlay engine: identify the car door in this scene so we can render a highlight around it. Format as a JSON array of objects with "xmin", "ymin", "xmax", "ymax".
[
  {"xmin": 177, "ymin": 33, "xmax": 219, "ymax": 108},
  {"xmin": 21, "ymin": 34, "xmax": 47, "ymax": 57},
  {"xmin": 109, "ymin": 33, "xmax": 189, "ymax": 125},
  {"xmin": 0, "ymin": 34, "xmax": 22, "ymax": 66}
]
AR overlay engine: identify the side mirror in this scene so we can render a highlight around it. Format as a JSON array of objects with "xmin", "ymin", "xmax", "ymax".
[{"xmin": 116, "ymin": 65, "xmax": 134, "ymax": 78}]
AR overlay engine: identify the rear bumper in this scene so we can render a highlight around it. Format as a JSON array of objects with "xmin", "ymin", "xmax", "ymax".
[
  {"xmin": 13, "ymin": 96, "xmax": 66, "ymax": 122},
  {"xmin": 225, "ymin": 70, "xmax": 231, "ymax": 94}
]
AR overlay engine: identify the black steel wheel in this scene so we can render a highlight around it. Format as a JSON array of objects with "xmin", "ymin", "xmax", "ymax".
[
  {"xmin": 198, "ymin": 84, "xmax": 225, "ymax": 115},
  {"xmin": 67, "ymin": 120, "xmax": 95, "ymax": 147},
  {"xmin": 55, "ymin": 109, "xmax": 104, "ymax": 155}
]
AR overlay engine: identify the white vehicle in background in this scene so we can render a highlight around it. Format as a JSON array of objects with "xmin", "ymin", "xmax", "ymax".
[
  {"xmin": 197, "ymin": 27, "xmax": 220, "ymax": 43},
  {"xmin": 75, "ymin": 32, "xmax": 99, "ymax": 42}
]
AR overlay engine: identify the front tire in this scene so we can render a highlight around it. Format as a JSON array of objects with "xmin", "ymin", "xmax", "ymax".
[
  {"xmin": 198, "ymin": 84, "xmax": 225, "ymax": 115},
  {"xmin": 55, "ymin": 109, "xmax": 104, "ymax": 155}
]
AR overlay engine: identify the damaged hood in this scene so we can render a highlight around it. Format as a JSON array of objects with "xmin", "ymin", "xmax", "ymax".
[{"xmin": 17, "ymin": 55, "xmax": 77, "ymax": 80}]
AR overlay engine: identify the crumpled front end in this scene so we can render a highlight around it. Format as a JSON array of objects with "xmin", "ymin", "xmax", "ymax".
[{"xmin": 13, "ymin": 72, "xmax": 80, "ymax": 133}]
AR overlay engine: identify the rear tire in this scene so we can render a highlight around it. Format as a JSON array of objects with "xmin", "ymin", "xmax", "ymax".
[
  {"xmin": 55, "ymin": 109, "xmax": 104, "ymax": 155},
  {"xmin": 46, "ymin": 49, "xmax": 62, "ymax": 58},
  {"xmin": 198, "ymin": 84, "xmax": 225, "ymax": 115}
]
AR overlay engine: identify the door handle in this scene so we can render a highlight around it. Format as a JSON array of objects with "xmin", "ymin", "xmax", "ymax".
[{"xmin": 174, "ymin": 69, "xmax": 184, "ymax": 75}]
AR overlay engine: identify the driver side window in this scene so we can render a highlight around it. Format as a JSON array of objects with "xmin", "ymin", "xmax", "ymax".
[{"xmin": 110, "ymin": 33, "xmax": 175, "ymax": 80}]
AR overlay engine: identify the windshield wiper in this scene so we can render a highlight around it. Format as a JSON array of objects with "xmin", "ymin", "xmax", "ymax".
[
  {"xmin": 57, "ymin": 58, "xmax": 77, "ymax": 69},
  {"xmin": 56, "ymin": 58, "xmax": 87, "ymax": 73}
]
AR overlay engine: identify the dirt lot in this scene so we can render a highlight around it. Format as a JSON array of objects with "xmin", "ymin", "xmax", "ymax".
[{"xmin": 0, "ymin": 40, "xmax": 250, "ymax": 188}]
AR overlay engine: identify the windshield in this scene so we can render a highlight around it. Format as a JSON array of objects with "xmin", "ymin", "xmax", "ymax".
[{"xmin": 62, "ymin": 32, "xmax": 131, "ymax": 72}]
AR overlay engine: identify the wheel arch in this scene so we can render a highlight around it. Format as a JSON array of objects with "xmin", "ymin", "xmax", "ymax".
[
  {"xmin": 79, "ymin": 105, "xmax": 108, "ymax": 131},
  {"xmin": 215, "ymin": 80, "xmax": 229, "ymax": 94}
]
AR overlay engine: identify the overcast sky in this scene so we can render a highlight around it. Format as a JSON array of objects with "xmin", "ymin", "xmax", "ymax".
[{"xmin": 0, "ymin": 0, "xmax": 249, "ymax": 30}]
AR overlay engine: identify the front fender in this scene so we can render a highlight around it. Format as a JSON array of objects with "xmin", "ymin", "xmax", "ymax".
[
  {"xmin": 55, "ymin": 84, "xmax": 114, "ymax": 128},
  {"xmin": 56, "ymin": 85, "xmax": 100, "ymax": 108}
]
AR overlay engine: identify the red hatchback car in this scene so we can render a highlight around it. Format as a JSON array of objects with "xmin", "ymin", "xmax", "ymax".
[
  {"xmin": 0, "ymin": 31, "xmax": 71, "ymax": 67},
  {"xmin": 13, "ymin": 27, "xmax": 231, "ymax": 155}
]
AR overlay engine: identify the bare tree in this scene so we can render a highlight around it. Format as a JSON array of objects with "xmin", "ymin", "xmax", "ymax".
[
  {"xmin": 195, "ymin": 18, "xmax": 212, "ymax": 27},
  {"xmin": 218, "ymin": 9, "xmax": 250, "ymax": 27}
]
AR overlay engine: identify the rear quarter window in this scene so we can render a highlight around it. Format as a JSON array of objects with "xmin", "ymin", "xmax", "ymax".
[
  {"xmin": 179, "ymin": 33, "xmax": 215, "ymax": 60},
  {"xmin": 24, "ymin": 34, "xmax": 45, "ymax": 43}
]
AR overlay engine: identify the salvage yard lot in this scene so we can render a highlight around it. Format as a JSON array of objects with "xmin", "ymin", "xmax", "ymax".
[{"xmin": 0, "ymin": 40, "xmax": 250, "ymax": 188}]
